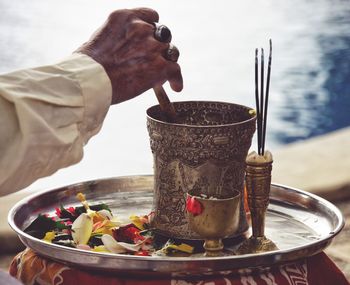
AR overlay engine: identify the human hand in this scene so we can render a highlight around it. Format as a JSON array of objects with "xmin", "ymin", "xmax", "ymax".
[{"xmin": 77, "ymin": 8, "xmax": 183, "ymax": 105}]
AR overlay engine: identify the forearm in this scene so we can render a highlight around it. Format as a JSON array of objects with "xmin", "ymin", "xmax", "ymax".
[{"xmin": 0, "ymin": 53, "xmax": 112, "ymax": 196}]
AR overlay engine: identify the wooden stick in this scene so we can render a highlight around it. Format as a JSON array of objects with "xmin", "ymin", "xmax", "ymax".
[{"xmin": 153, "ymin": 85, "xmax": 177, "ymax": 123}]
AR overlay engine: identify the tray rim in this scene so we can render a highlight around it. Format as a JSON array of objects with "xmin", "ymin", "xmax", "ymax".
[{"xmin": 8, "ymin": 175, "xmax": 345, "ymax": 273}]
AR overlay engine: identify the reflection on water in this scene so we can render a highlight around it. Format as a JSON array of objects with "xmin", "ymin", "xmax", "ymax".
[
  {"xmin": 0, "ymin": 0, "xmax": 349, "ymax": 185},
  {"xmin": 273, "ymin": 2, "xmax": 350, "ymax": 144}
]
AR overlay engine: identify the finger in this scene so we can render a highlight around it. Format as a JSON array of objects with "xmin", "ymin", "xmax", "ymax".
[
  {"xmin": 145, "ymin": 39, "xmax": 174, "ymax": 60},
  {"xmin": 166, "ymin": 62, "xmax": 183, "ymax": 92},
  {"xmin": 139, "ymin": 37, "xmax": 170, "ymax": 56},
  {"xmin": 131, "ymin": 7, "xmax": 159, "ymax": 23},
  {"xmin": 126, "ymin": 20, "xmax": 155, "ymax": 40},
  {"xmin": 152, "ymin": 38, "xmax": 170, "ymax": 54}
]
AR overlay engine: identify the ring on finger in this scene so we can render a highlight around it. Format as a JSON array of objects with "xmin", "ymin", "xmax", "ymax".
[
  {"xmin": 153, "ymin": 22, "xmax": 172, "ymax": 43},
  {"xmin": 165, "ymin": 43, "xmax": 180, "ymax": 62}
]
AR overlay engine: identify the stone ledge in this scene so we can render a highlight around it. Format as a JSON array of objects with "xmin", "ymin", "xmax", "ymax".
[
  {"xmin": 0, "ymin": 233, "xmax": 25, "ymax": 254},
  {"xmin": 273, "ymin": 126, "xmax": 350, "ymax": 201}
]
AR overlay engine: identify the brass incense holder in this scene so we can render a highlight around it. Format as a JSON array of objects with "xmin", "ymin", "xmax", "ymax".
[
  {"xmin": 237, "ymin": 40, "xmax": 276, "ymax": 254},
  {"xmin": 237, "ymin": 150, "xmax": 278, "ymax": 254},
  {"xmin": 187, "ymin": 190, "xmax": 241, "ymax": 257}
]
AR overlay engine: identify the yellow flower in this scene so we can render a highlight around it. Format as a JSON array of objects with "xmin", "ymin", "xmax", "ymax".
[
  {"xmin": 42, "ymin": 231, "xmax": 56, "ymax": 243},
  {"xmin": 166, "ymin": 243, "xmax": 194, "ymax": 254},
  {"xmin": 92, "ymin": 245, "xmax": 109, "ymax": 253},
  {"xmin": 76, "ymin": 192, "xmax": 95, "ymax": 217},
  {"xmin": 92, "ymin": 219, "xmax": 119, "ymax": 236},
  {"xmin": 129, "ymin": 215, "xmax": 147, "ymax": 230},
  {"xmin": 157, "ymin": 242, "xmax": 194, "ymax": 255}
]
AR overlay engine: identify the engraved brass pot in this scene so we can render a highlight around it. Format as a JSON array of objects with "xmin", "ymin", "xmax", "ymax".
[{"xmin": 147, "ymin": 101, "xmax": 256, "ymax": 239}]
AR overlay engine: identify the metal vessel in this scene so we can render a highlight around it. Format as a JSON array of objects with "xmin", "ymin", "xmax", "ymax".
[{"xmin": 147, "ymin": 101, "xmax": 256, "ymax": 239}]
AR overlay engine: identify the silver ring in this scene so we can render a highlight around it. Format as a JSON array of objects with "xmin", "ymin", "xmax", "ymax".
[
  {"xmin": 153, "ymin": 22, "xmax": 172, "ymax": 43},
  {"xmin": 165, "ymin": 44, "xmax": 180, "ymax": 62}
]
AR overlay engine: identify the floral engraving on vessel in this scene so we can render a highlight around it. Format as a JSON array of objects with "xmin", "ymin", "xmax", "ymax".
[{"xmin": 147, "ymin": 101, "xmax": 256, "ymax": 239}]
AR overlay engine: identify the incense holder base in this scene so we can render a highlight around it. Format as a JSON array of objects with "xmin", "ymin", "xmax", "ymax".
[{"xmin": 236, "ymin": 236, "xmax": 278, "ymax": 254}]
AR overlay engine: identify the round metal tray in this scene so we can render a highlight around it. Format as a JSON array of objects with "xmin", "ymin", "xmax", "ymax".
[{"xmin": 8, "ymin": 175, "xmax": 344, "ymax": 275}]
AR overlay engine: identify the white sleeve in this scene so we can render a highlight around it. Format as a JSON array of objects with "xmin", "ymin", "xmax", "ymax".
[{"xmin": 0, "ymin": 53, "xmax": 112, "ymax": 196}]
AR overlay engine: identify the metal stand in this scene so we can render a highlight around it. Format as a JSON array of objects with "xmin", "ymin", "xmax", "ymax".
[{"xmin": 237, "ymin": 150, "xmax": 278, "ymax": 254}]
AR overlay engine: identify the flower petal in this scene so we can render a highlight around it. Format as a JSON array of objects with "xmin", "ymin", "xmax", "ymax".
[
  {"xmin": 98, "ymin": 209, "xmax": 113, "ymax": 220},
  {"xmin": 186, "ymin": 196, "xmax": 203, "ymax": 216},
  {"xmin": 71, "ymin": 213, "xmax": 93, "ymax": 245},
  {"xmin": 42, "ymin": 231, "xmax": 56, "ymax": 243},
  {"xmin": 101, "ymin": 234, "xmax": 141, "ymax": 254}
]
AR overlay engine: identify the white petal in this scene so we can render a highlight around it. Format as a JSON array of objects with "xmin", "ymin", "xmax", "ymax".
[
  {"xmin": 71, "ymin": 213, "xmax": 93, "ymax": 245},
  {"xmin": 101, "ymin": 234, "xmax": 141, "ymax": 253},
  {"xmin": 97, "ymin": 209, "xmax": 113, "ymax": 220}
]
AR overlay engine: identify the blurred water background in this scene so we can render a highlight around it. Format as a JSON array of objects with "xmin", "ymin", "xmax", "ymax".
[{"xmin": 0, "ymin": 0, "xmax": 349, "ymax": 190}]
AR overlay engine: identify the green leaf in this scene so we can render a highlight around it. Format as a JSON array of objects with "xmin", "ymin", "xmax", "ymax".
[
  {"xmin": 24, "ymin": 214, "xmax": 56, "ymax": 239},
  {"xmin": 74, "ymin": 203, "xmax": 112, "ymax": 216},
  {"xmin": 88, "ymin": 235, "xmax": 104, "ymax": 248},
  {"xmin": 58, "ymin": 204, "xmax": 76, "ymax": 220}
]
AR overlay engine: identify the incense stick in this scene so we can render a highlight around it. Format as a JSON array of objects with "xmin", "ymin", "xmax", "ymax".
[
  {"xmin": 255, "ymin": 49, "xmax": 261, "ymax": 155},
  {"xmin": 260, "ymin": 48, "xmax": 265, "ymax": 155},
  {"xmin": 262, "ymin": 40, "xmax": 272, "ymax": 155},
  {"xmin": 254, "ymin": 40, "xmax": 272, "ymax": 155}
]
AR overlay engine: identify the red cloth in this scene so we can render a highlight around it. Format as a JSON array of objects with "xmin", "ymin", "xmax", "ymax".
[{"xmin": 9, "ymin": 249, "xmax": 349, "ymax": 285}]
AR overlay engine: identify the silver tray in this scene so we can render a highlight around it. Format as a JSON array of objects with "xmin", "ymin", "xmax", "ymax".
[{"xmin": 8, "ymin": 175, "xmax": 344, "ymax": 276}]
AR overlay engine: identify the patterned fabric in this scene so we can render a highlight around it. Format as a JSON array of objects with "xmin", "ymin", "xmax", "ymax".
[{"xmin": 9, "ymin": 249, "xmax": 349, "ymax": 285}]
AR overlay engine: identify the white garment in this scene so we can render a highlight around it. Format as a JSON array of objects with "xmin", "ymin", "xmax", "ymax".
[{"xmin": 0, "ymin": 53, "xmax": 112, "ymax": 196}]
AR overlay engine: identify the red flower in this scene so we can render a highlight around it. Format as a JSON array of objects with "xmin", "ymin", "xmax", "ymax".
[
  {"xmin": 134, "ymin": 250, "xmax": 149, "ymax": 256},
  {"xmin": 55, "ymin": 207, "xmax": 62, "ymax": 218},
  {"xmin": 113, "ymin": 224, "xmax": 145, "ymax": 244},
  {"xmin": 186, "ymin": 196, "xmax": 203, "ymax": 216},
  {"xmin": 67, "ymin": 207, "xmax": 76, "ymax": 216}
]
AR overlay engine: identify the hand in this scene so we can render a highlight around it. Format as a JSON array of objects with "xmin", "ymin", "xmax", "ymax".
[{"xmin": 76, "ymin": 8, "xmax": 183, "ymax": 105}]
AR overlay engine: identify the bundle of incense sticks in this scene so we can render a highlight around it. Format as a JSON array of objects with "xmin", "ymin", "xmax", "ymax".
[{"xmin": 255, "ymin": 40, "xmax": 272, "ymax": 155}]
